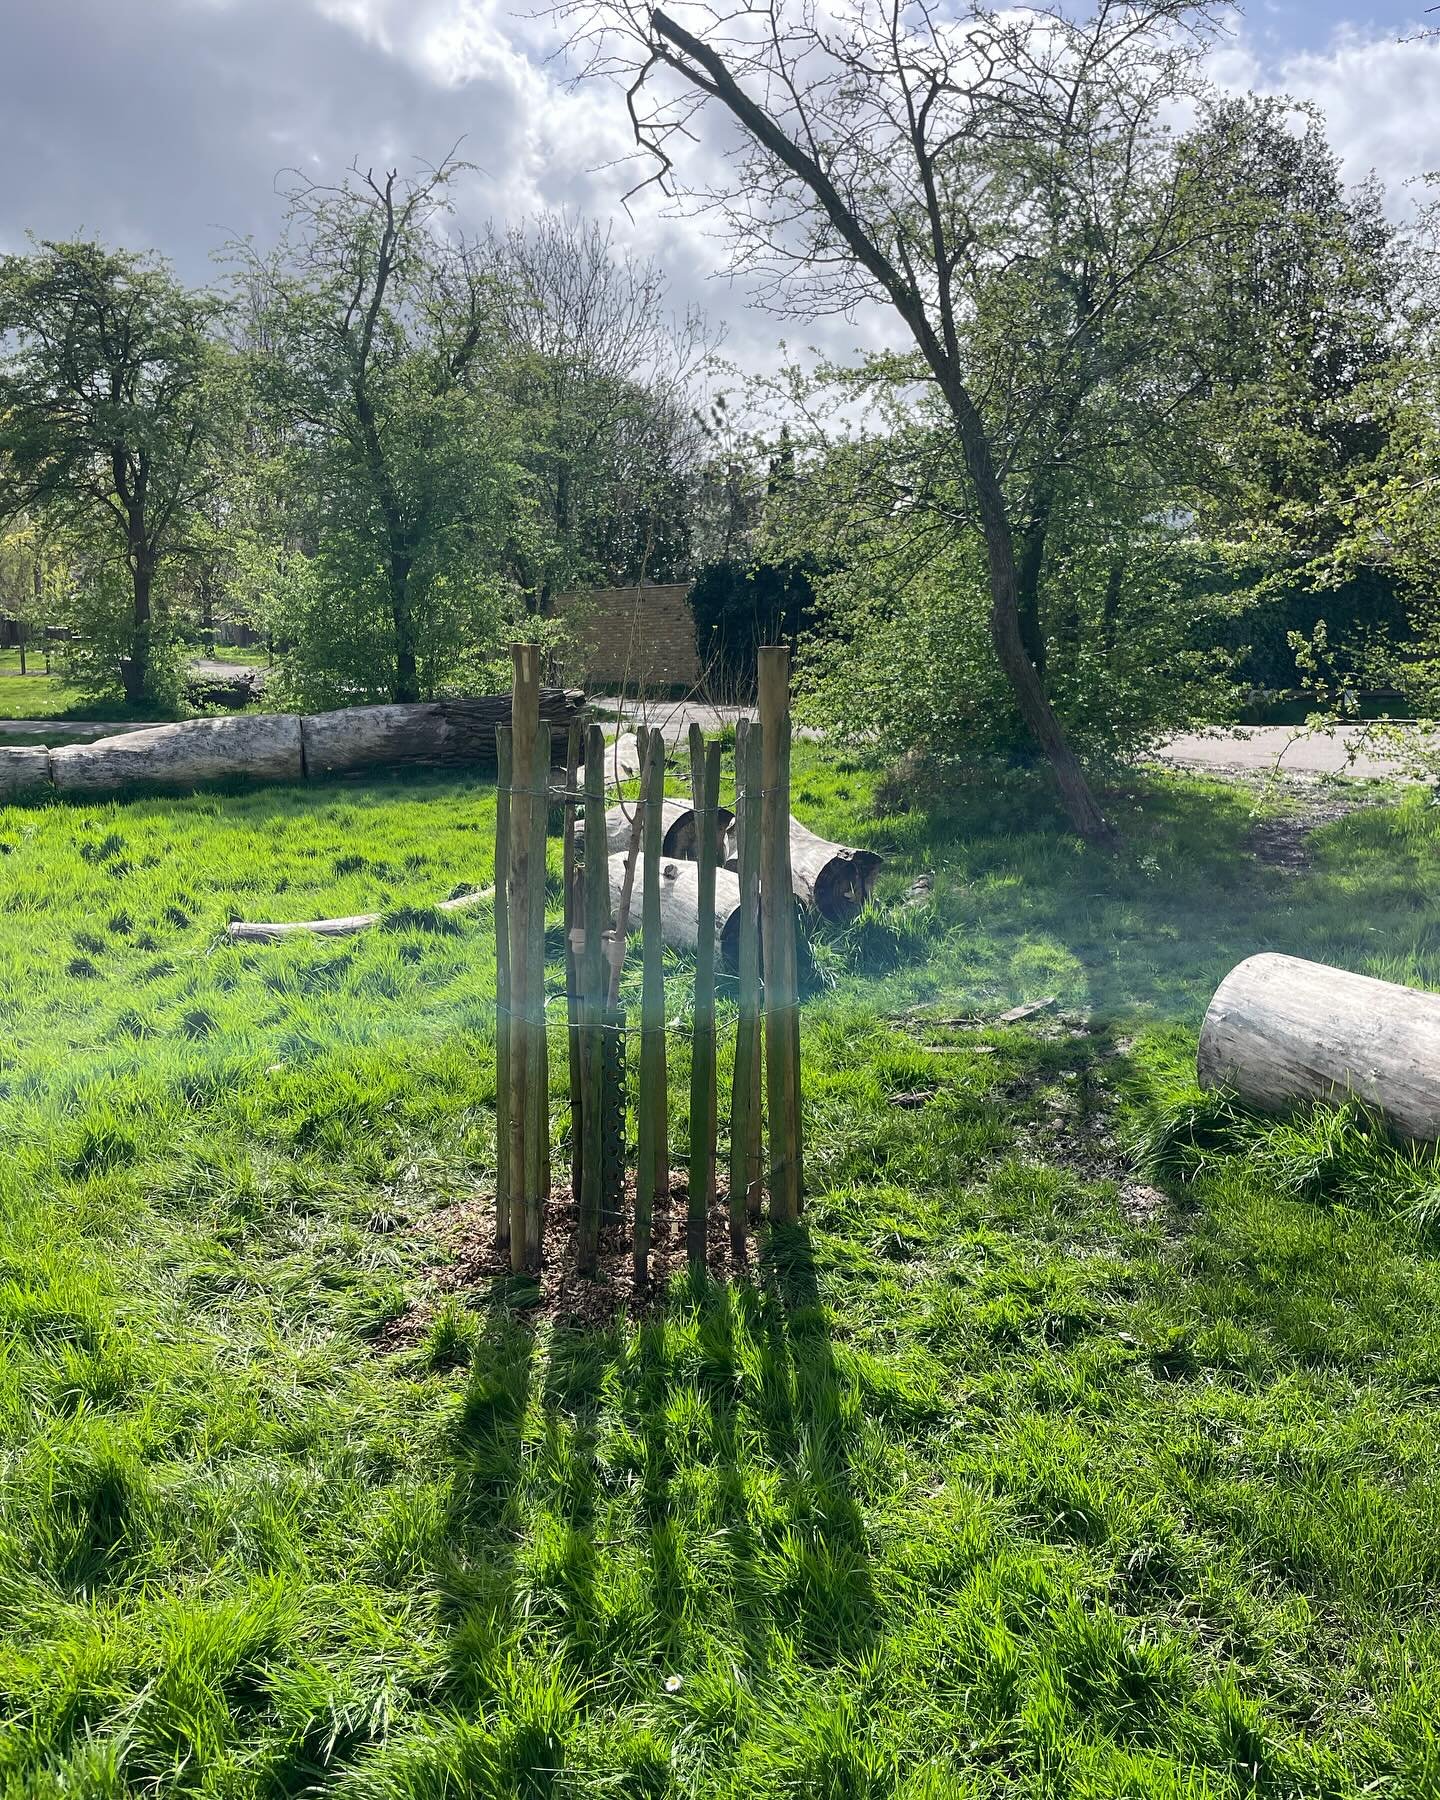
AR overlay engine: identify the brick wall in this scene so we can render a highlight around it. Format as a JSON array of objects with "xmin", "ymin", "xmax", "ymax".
[{"xmin": 553, "ymin": 583, "xmax": 699, "ymax": 693}]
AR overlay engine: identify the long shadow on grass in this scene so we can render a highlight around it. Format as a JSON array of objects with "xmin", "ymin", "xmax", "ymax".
[
  {"xmin": 756, "ymin": 1221, "xmax": 879, "ymax": 1663},
  {"xmin": 435, "ymin": 1229, "xmax": 879, "ymax": 1720},
  {"xmin": 438, "ymin": 1281, "xmax": 538, "ymax": 1703}
]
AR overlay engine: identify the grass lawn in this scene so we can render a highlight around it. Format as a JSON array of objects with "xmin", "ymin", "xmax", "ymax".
[
  {"xmin": 0, "ymin": 656, "xmax": 118, "ymax": 722},
  {"xmin": 3, "ymin": 750, "xmax": 1440, "ymax": 1796}
]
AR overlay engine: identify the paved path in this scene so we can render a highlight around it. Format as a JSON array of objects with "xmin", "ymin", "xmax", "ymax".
[
  {"xmin": 0, "ymin": 718, "xmax": 153, "ymax": 741},
  {"xmin": 1153, "ymin": 724, "xmax": 1426, "ymax": 781},
  {"xmin": 599, "ymin": 702, "xmax": 1428, "ymax": 780}
]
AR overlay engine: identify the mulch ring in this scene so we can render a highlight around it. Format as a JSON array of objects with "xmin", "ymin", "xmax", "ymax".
[{"xmin": 374, "ymin": 1175, "xmax": 759, "ymax": 1341}]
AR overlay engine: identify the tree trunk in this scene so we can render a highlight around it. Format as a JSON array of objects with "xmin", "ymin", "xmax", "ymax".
[
  {"xmin": 0, "ymin": 747, "xmax": 51, "ymax": 799},
  {"xmin": 950, "ymin": 390, "xmax": 1116, "ymax": 846},
  {"xmin": 643, "ymin": 7, "xmax": 1113, "ymax": 845},
  {"xmin": 1101, "ymin": 558, "xmax": 1125, "ymax": 656},
  {"xmin": 1015, "ymin": 519, "xmax": 1048, "ymax": 680},
  {"xmin": 391, "ymin": 553, "xmax": 418, "ymax": 704},
  {"xmin": 50, "ymin": 714, "xmax": 304, "ymax": 795},
  {"xmin": 122, "ymin": 554, "xmax": 153, "ymax": 709}
]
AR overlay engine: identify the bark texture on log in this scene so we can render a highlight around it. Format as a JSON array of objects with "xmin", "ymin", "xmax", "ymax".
[
  {"xmin": 301, "ymin": 703, "xmax": 446, "ymax": 776},
  {"xmin": 226, "ymin": 888, "xmax": 492, "ymax": 942},
  {"xmin": 443, "ymin": 692, "xmax": 581, "ymax": 768},
  {"xmin": 605, "ymin": 851, "xmax": 749, "ymax": 971},
  {"xmin": 50, "ymin": 714, "xmax": 304, "ymax": 795},
  {"xmin": 1199, "ymin": 952, "xmax": 1440, "ymax": 1142},
  {"xmin": 303, "ymin": 692, "xmax": 583, "ymax": 776},
  {"xmin": 583, "ymin": 798, "xmax": 734, "ymax": 864},
  {"xmin": 0, "ymin": 746, "xmax": 52, "ymax": 799},
  {"xmin": 724, "ymin": 814, "xmax": 881, "ymax": 924}
]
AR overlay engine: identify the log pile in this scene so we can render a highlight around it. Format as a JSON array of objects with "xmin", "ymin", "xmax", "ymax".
[
  {"xmin": 581, "ymin": 797, "xmax": 734, "ymax": 864},
  {"xmin": 605, "ymin": 851, "xmax": 749, "ymax": 971},
  {"xmin": 1199, "ymin": 951, "xmax": 1440, "ymax": 1142}
]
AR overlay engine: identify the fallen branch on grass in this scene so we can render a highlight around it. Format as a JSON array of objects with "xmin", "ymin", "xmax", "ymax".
[{"xmin": 226, "ymin": 888, "xmax": 493, "ymax": 943}]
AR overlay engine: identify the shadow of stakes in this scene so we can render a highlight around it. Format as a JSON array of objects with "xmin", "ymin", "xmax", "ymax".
[
  {"xmin": 693, "ymin": 1276, "xmax": 776, "ymax": 1675},
  {"xmin": 432, "ymin": 1234, "xmax": 880, "ymax": 1781},
  {"xmin": 439, "ymin": 1282, "xmax": 538, "ymax": 1704},
  {"xmin": 757, "ymin": 1222, "xmax": 880, "ymax": 1665}
]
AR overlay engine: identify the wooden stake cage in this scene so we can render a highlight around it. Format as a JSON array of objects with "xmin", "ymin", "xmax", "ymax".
[{"xmin": 495, "ymin": 645, "xmax": 806, "ymax": 1284}]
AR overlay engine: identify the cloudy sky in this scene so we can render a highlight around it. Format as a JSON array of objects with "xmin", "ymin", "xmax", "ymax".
[{"xmin": 2, "ymin": 1, "xmax": 1439, "ymax": 372}]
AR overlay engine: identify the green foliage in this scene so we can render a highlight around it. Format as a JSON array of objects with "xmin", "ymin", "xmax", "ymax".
[
  {"xmin": 797, "ymin": 532, "xmax": 1237, "ymax": 772},
  {"xmin": 239, "ymin": 162, "xmax": 528, "ymax": 706},
  {"xmin": 690, "ymin": 555, "xmax": 818, "ymax": 694},
  {"xmin": 488, "ymin": 214, "xmax": 711, "ymax": 600},
  {"xmin": 0, "ymin": 239, "xmax": 234, "ymax": 707}
]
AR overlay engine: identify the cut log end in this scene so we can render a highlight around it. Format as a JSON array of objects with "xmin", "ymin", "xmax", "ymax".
[{"xmin": 812, "ymin": 847, "xmax": 883, "ymax": 924}]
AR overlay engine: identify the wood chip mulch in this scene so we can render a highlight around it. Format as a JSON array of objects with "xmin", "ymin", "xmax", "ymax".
[{"xmin": 374, "ymin": 1174, "xmax": 760, "ymax": 1341}]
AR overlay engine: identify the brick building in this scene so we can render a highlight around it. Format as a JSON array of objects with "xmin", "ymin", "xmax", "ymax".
[{"xmin": 553, "ymin": 583, "xmax": 699, "ymax": 694}]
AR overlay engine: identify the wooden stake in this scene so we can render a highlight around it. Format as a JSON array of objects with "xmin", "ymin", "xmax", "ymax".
[
  {"xmin": 578, "ymin": 721, "xmax": 608, "ymax": 1272},
  {"xmin": 562, "ymin": 719, "xmax": 582, "ymax": 1204},
  {"xmin": 507, "ymin": 647, "xmax": 540, "ymax": 1271},
  {"xmin": 526, "ymin": 708, "xmax": 550, "ymax": 1272},
  {"xmin": 494, "ymin": 725, "xmax": 512, "ymax": 1256},
  {"xmin": 758, "ymin": 647, "xmax": 803, "ymax": 1221},
  {"xmin": 688, "ymin": 725, "xmax": 721, "ymax": 1269},
  {"xmin": 729, "ymin": 718, "xmax": 763, "ymax": 1247},
  {"xmin": 635, "ymin": 727, "xmax": 667, "ymax": 1287}
]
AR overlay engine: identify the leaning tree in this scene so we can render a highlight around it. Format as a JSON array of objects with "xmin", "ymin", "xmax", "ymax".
[{"xmin": 560, "ymin": 0, "xmax": 1256, "ymax": 842}]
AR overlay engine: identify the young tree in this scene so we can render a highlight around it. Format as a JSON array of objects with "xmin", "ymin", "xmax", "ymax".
[
  {"xmin": 0, "ymin": 241, "xmax": 229, "ymax": 705},
  {"xmin": 562, "ymin": 0, "xmax": 1267, "ymax": 841},
  {"xmin": 244, "ymin": 159, "xmax": 525, "ymax": 706}
]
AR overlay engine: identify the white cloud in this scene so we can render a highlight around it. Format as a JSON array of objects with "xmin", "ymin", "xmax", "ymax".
[
  {"xmin": 1223, "ymin": 23, "xmax": 1440, "ymax": 212},
  {"xmin": 5, "ymin": 2, "xmax": 1434, "ymax": 386}
]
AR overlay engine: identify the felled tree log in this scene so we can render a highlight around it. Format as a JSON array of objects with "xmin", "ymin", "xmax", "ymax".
[
  {"xmin": 227, "ymin": 887, "xmax": 492, "ymax": 943},
  {"xmin": 606, "ymin": 851, "xmax": 749, "ymax": 972},
  {"xmin": 581, "ymin": 798, "xmax": 734, "ymax": 863},
  {"xmin": 0, "ymin": 746, "xmax": 52, "ymax": 800},
  {"xmin": 724, "ymin": 814, "xmax": 882, "ymax": 925},
  {"xmin": 1199, "ymin": 951, "xmax": 1440, "ymax": 1141},
  {"xmin": 303, "ymin": 692, "xmax": 584, "ymax": 777},
  {"xmin": 301, "ymin": 703, "xmax": 447, "ymax": 776},
  {"xmin": 49, "ymin": 714, "xmax": 304, "ymax": 796}
]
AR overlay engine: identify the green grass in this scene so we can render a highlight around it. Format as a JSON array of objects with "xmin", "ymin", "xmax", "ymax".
[
  {"xmin": 182, "ymin": 643, "xmax": 268, "ymax": 667},
  {"xmin": 0, "ymin": 656, "xmax": 120, "ymax": 721},
  {"xmin": 4, "ymin": 751, "xmax": 1440, "ymax": 1795}
]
